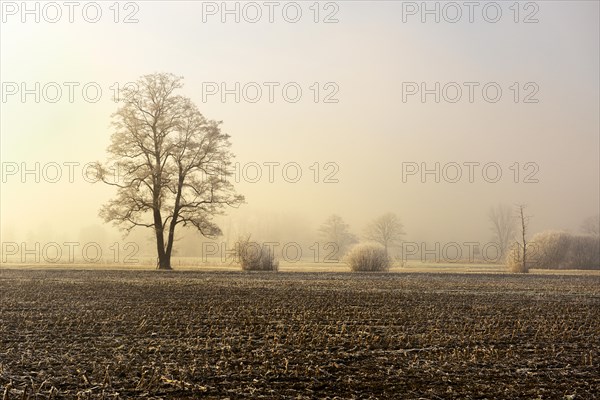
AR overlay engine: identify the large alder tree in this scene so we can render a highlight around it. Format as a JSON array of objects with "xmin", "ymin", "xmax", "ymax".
[{"xmin": 97, "ymin": 73, "xmax": 244, "ymax": 270}]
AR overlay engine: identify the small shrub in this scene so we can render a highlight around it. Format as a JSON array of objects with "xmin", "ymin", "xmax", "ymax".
[
  {"xmin": 506, "ymin": 243, "xmax": 529, "ymax": 273},
  {"xmin": 236, "ymin": 236, "xmax": 279, "ymax": 272},
  {"xmin": 345, "ymin": 243, "xmax": 390, "ymax": 272}
]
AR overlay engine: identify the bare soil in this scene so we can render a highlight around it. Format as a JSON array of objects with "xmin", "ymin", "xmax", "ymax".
[{"xmin": 1, "ymin": 270, "xmax": 598, "ymax": 399}]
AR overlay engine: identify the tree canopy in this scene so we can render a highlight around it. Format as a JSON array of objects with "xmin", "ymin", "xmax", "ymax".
[{"xmin": 98, "ymin": 73, "xmax": 244, "ymax": 269}]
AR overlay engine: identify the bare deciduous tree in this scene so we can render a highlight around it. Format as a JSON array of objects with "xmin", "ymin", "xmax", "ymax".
[
  {"xmin": 97, "ymin": 73, "xmax": 244, "ymax": 270},
  {"xmin": 364, "ymin": 213, "xmax": 405, "ymax": 256},
  {"xmin": 508, "ymin": 204, "xmax": 531, "ymax": 273},
  {"xmin": 566, "ymin": 234, "xmax": 600, "ymax": 270},
  {"xmin": 581, "ymin": 215, "xmax": 600, "ymax": 236},
  {"xmin": 488, "ymin": 204, "xmax": 516, "ymax": 262},
  {"xmin": 318, "ymin": 215, "xmax": 358, "ymax": 258}
]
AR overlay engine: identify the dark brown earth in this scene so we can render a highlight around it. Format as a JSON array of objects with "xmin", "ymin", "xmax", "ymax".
[{"xmin": 1, "ymin": 270, "xmax": 599, "ymax": 399}]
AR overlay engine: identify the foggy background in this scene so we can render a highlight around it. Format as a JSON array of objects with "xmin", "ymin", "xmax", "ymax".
[{"xmin": 1, "ymin": 1, "xmax": 598, "ymax": 263}]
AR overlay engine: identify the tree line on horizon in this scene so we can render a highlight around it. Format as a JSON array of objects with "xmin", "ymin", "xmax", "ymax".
[{"xmin": 95, "ymin": 72, "xmax": 599, "ymax": 272}]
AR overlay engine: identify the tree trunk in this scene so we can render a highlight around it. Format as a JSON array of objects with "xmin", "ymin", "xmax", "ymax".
[
  {"xmin": 163, "ymin": 176, "xmax": 184, "ymax": 270},
  {"xmin": 157, "ymin": 254, "xmax": 171, "ymax": 270},
  {"xmin": 156, "ymin": 235, "xmax": 172, "ymax": 270},
  {"xmin": 154, "ymin": 210, "xmax": 172, "ymax": 270},
  {"xmin": 522, "ymin": 244, "xmax": 527, "ymax": 273},
  {"xmin": 519, "ymin": 205, "xmax": 528, "ymax": 273}
]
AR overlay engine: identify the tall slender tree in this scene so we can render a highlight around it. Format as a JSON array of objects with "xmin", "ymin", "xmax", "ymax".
[{"xmin": 512, "ymin": 204, "xmax": 531, "ymax": 273}]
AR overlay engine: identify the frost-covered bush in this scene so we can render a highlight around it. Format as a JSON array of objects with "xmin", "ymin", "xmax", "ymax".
[
  {"xmin": 506, "ymin": 231, "xmax": 600, "ymax": 271},
  {"xmin": 529, "ymin": 231, "xmax": 572, "ymax": 269},
  {"xmin": 506, "ymin": 242, "xmax": 529, "ymax": 273},
  {"xmin": 236, "ymin": 237, "xmax": 279, "ymax": 272},
  {"xmin": 345, "ymin": 243, "xmax": 390, "ymax": 272}
]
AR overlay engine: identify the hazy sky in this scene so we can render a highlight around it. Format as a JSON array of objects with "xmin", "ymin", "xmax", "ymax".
[{"xmin": 1, "ymin": 1, "xmax": 598, "ymax": 254}]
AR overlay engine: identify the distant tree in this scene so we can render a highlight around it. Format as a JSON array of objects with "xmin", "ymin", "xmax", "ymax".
[
  {"xmin": 508, "ymin": 204, "xmax": 531, "ymax": 273},
  {"xmin": 566, "ymin": 234, "xmax": 600, "ymax": 270},
  {"xmin": 529, "ymin": 231, "xmax": 571, "ymax": 269},
  {"xmin": 581, "ymin": 215, "xmax": 600, "ymax": 236},
  {"xmin": 318, "ymin": 215, "xmax": 358, "ymax": 258},
  {"xmin": 97, "ymin": 73, "xmax": 244, "ymax": 270},
  {"xmin": 488, "ymin": 204, "xmax": 516, "ymax": 262},
  {"xmin": 364, "ymin": 213, "xmax": 405, "ymax": 256}
]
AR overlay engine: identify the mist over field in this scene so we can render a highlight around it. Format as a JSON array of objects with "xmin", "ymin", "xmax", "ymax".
[
  {"xmin": 2, "ymin": 2, "xmax": 600, "ymax": 399},
  {"xmin": 1, "ymin": 1, "xmax": 598, "ymax": 262}
]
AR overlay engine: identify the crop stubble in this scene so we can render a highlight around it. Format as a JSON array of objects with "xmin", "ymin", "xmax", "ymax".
[{"xmin": 1, "ymin": 270, "xmax": 598, "ymax": 399}]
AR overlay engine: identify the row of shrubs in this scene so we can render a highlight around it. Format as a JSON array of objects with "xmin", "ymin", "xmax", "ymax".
[
  {"xmin": 237, "ymin": 232, "xmax": 599, "ymax": 272},
  {"xmin": 236, "ymin": 237, "xmax": 389, "ymax": 272},
  {"xmin": 507, "ymin": 231, "xmax": 600, "ymax": 272}
]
